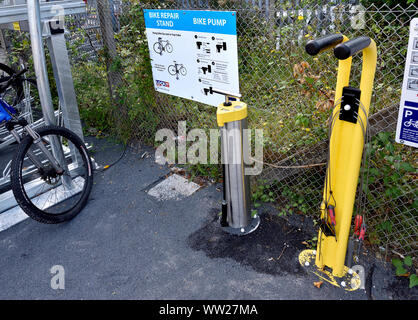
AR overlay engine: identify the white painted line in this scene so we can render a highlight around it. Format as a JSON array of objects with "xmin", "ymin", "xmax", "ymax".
[
  {"xmin": 0, "ymin": 176, "xmax": 84, "ymax": 232},
  {"xmin": 0, "ymin": 207, "xmax": 29, "ymax": 232},
  {"xmin": 147, "ymin": 174, "xmax": 200, "ymax": 201}
]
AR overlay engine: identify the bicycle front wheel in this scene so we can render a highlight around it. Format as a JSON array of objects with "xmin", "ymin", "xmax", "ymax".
[
  {"xmin": 10, "ymin": 126, "xmax": 93, "ymax": 224},
  {"xmin": 179, "ymin": 66, "xmax": 187, "ymax": 76},
  {"xmin": 168, "ymin": 65, "xmax": 177, "ymax": 75},
  {"xmin": 165, "ymin": 43, "xmax": 173, "ymax": 53}
]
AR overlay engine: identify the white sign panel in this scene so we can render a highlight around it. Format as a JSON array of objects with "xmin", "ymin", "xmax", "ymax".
[
  {"xmin": 143, "ymin": 9, "xmax": 240, "ymax": 107},
  {"xmin": 396, "ymin": 17, "xmax": 418, "ymax": 148}
]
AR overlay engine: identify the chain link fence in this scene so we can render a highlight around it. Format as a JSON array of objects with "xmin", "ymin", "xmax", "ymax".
[{"xmin": 64, "ymin": 0, "xmax": 417, "ymax": 260}]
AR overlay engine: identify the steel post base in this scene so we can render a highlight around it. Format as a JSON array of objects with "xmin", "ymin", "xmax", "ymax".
[{"xmin": 220, "ymin": 214, "xmax": 260, "ymax": 236}]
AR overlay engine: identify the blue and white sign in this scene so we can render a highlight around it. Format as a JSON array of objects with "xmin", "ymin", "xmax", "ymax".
[
  {"xmin": 143, "ymin": 9, "xmax": 240, "ymax": 107},
  {"xmin": 396, "ymin": 17, "xmax": 418, "ymax": 148}
]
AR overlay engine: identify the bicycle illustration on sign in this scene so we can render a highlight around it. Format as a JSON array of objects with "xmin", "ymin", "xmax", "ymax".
[
  {"xmin": 153, "ymin": 37, "xmax": 173, "ymax": 55},
  {"xmin": 404, "ymin": 118, "xmax": 418, "ymax": 128},
  {"xmin": 168, "ymin": 61, "xmax": 187, "ymax": 80}
]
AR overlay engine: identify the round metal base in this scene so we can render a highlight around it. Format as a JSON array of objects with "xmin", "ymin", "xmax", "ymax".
[{"xmin": 221, "ymin": 215, "xmax": 261, "ymax": 236}]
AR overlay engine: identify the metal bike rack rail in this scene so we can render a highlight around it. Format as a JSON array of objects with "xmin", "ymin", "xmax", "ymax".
[
  {"xmin": 0, "ymin": 0, "xmax": 86, "ymax": 26},
  {"xmin": 0, "ymin": 1, "xmax": 94, "ymax": 221}
]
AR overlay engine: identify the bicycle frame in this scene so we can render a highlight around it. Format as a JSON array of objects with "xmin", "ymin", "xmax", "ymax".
[
  {"xmin": 0, "ymin": 99, "xmax": 17, "ymax": 123},
  {"xmin": 0, "ymin": 97, "xmax": 65, "ymax": 176}
]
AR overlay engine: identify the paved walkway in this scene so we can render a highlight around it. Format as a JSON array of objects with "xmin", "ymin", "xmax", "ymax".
[{"xmin": 0, "ymin": 137, "xmax": 415, "ymax": 300}]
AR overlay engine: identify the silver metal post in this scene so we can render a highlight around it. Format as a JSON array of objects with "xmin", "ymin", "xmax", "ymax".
[
  {"xmin": 46, "ymin": 30, "xmax": 84, "ymax": 140},
  {"xmin": 27, "ymin": 0, "xmax": 73, "ymax": 189},
  {"xmin": 27, "ymin": 0, "xmax": 55, "ymax": 126}
]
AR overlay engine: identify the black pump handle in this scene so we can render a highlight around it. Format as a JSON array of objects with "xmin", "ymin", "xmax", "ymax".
[
  {"xmin": 305, "ymin": 34, "xmax": 344, "ymax": 56},
  {"xmin": 334, "ymin": 36, "xmax": 371, "ymax": 60}
]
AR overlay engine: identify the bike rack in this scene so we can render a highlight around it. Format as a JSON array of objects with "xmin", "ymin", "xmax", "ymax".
[
  {"xmin": 0, "ymin": 1, "xmax": 86, "ymax": 149},
  {"xmin": 298, "ymin": 34, "xmax": 377, "ymax": 291},
  {"xmin": 0, "ymin": 1, "xmax": 97, "ymax": 226}
]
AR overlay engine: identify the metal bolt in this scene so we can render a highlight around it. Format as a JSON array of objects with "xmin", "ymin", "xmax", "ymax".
[
  {"xmin": 305, "ymin": 261, "xmax": 310, "ymax": 266},
  {"xmin": 341, "ymin": 281, "xmax": 346, "ymax": 287}
]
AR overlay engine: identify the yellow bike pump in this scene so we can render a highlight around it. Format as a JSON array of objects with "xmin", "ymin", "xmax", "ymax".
[
  {"xmin": 299, "ymin": 34, "xmax": 377, "ymax": 290},
  {"xmin": 210, "ymin": 87, "xmax": 260, "ymax": 235}
]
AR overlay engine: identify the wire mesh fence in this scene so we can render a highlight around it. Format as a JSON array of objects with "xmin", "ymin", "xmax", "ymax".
[{"xmin": 63, "ymin": 0, "xmax": 417, "ymax": 259}]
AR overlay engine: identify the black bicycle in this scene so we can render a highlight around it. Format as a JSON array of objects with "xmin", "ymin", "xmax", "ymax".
[
  {"xmin": 153, "ymin": 37, "xmax": 173, "ymax": 55},
  {"xmin": 168, "ymin": 61, "xmax": 187, "ymax": 80},
  {"xmin": 0, "ymin": 68, "xmax": 93, "ymax": 224}
]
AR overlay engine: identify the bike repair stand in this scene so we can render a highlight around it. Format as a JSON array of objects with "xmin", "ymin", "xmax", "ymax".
[
  {"xmin": 298, "ymin": 34, "xmax": 377, "ymax": 291},
  {"xmin": 210, "ymin": 88, "xmax": 260, "ymax": 235}
]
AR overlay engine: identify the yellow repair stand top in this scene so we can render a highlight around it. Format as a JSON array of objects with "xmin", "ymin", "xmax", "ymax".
[
  {"xmin": 299, "ymin": 34, "xmax": 377, "ymax": 291},
  {"xmin": 216, "ymin": 101, "xmax": 247, "ymax": 127}
]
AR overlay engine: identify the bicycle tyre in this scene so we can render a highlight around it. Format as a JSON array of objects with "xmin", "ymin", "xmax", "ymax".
[
  {"xmin": 168, "ymin": 65, "xmax": 177, "ymax": 75},
  {"xmin": 10, "ymin": 125, "xmax": 93, "ymax": 224},
  {"xmin": 180, "ymin": 66, "xmax": 187, "ymax": 76},
  {"xmin": 0, "ymin": 63, "xmax": 24, "ymax": 106},
  {"xmin": 153, "ymin": 42, "xmax": 162, "ymax": 54},
  {"xmin": 165, "ymin": 43, "xmax": 173, "ymax": 53}
]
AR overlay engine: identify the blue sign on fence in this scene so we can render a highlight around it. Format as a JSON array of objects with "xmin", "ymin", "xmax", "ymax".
[
  {"xmin": 396, "ymin": 17, "xmax": 418, "ymax": 148},
  {"xmin": 397, "ymin": 103, "xmax": 418, "ymax": 146},
  {"xmin": 143, "ymin": 9, "xmax": 237, "ymax": 35}
]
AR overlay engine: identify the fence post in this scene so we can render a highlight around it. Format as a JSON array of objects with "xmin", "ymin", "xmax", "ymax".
[{"xmin": 96, "ymin": 0, "xmax": 122, "ymax": 103}]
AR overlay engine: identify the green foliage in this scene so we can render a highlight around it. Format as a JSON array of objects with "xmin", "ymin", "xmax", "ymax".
[
  {"xmin": 392, "ymin": 256, "xmax": 418, "ymax": 288},
  {"xmin": 252, "ymin": 181, "xmax": 276, "ymax": 209},
  {"xmin": 188, "ymin": 163, "xmax": 221, "ymax": 182},
  {"xmin": 361, "ymin": 132, "xmax": 417, "ymax": 253},
  {"xmin": 361, "ymin": 0, "xmax": 416, "ymax": 6},
  {"xmin": 69, "ymin": 0, "xmax": 161, "ymax": 143},
  {"xmin": 279, "ymin": 186, "xmax": 310, "ymax": 216},
  {"xmin": 72, "ymin": 61, "xmax": 113, "ymax": 133},
  {"xmin": 364, "ymin": 132, "xmax": 416, "ymax": 201}
]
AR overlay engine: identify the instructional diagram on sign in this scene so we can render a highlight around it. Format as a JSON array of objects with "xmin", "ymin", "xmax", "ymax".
[
  {"xmin": 396, "ymin": 17, "xmax": 418, "ymax": 148},
  {"xmin": 144, "ymin": 9, "xmax": 240, "ymax": 107}
]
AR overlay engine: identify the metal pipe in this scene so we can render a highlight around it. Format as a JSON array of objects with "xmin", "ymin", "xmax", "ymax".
[
  {"xmin": 27, "ymin": 0, "xmax": 74, "ymax": 189},
  {"xmin": 27, "ymin": 0, "xmax": 56, "ymax": 126}
]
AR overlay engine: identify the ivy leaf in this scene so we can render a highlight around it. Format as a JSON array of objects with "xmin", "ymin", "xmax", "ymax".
[
  {"xmin": 410, "ymin": 274, "xmax": 418, "ymax": 289},
  {"xmin": 392, "ymin": 258, "xmax": 403, "ymax": 269},
  {"xmin": 404, "ymin": 256, "xmax": 413, "ymax": 267},
  {"xmin": 395, "ymin": 266, "xmax": 408, "ymax": 276},
  {"xmin": 399, "ymin": 162, "xmax": 415, "ymax": 172}
]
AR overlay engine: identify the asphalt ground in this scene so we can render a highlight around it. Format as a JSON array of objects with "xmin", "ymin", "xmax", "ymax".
[{"xmin": 0, "ymin": 136, "xmax": 416, "ymax": 300}]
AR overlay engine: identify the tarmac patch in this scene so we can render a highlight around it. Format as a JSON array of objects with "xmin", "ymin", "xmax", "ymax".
[{"xmin": 188, "ymin": 209, "xmax": 315, "ymax": 276}]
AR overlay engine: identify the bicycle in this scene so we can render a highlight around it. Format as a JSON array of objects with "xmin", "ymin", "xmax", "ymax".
[
  {"xmin": 0, "ymin": 63, "xmax": 42, "ymax": 146},
  {"xmin": 153, "ymin": 37, "xmax": 173, "ymax": 55},
  {"xmin": 0, "ymin": 68, "xmax": 93, "ymax": 224},
  {"xmin": 168, "ymin": 61, "xmax": 187, "ymax": 80}
]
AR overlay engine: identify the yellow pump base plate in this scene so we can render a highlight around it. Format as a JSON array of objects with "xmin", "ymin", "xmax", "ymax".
[{"xmin": 298, "ymin": 249, "xmax": 361, "ymax": 291}]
